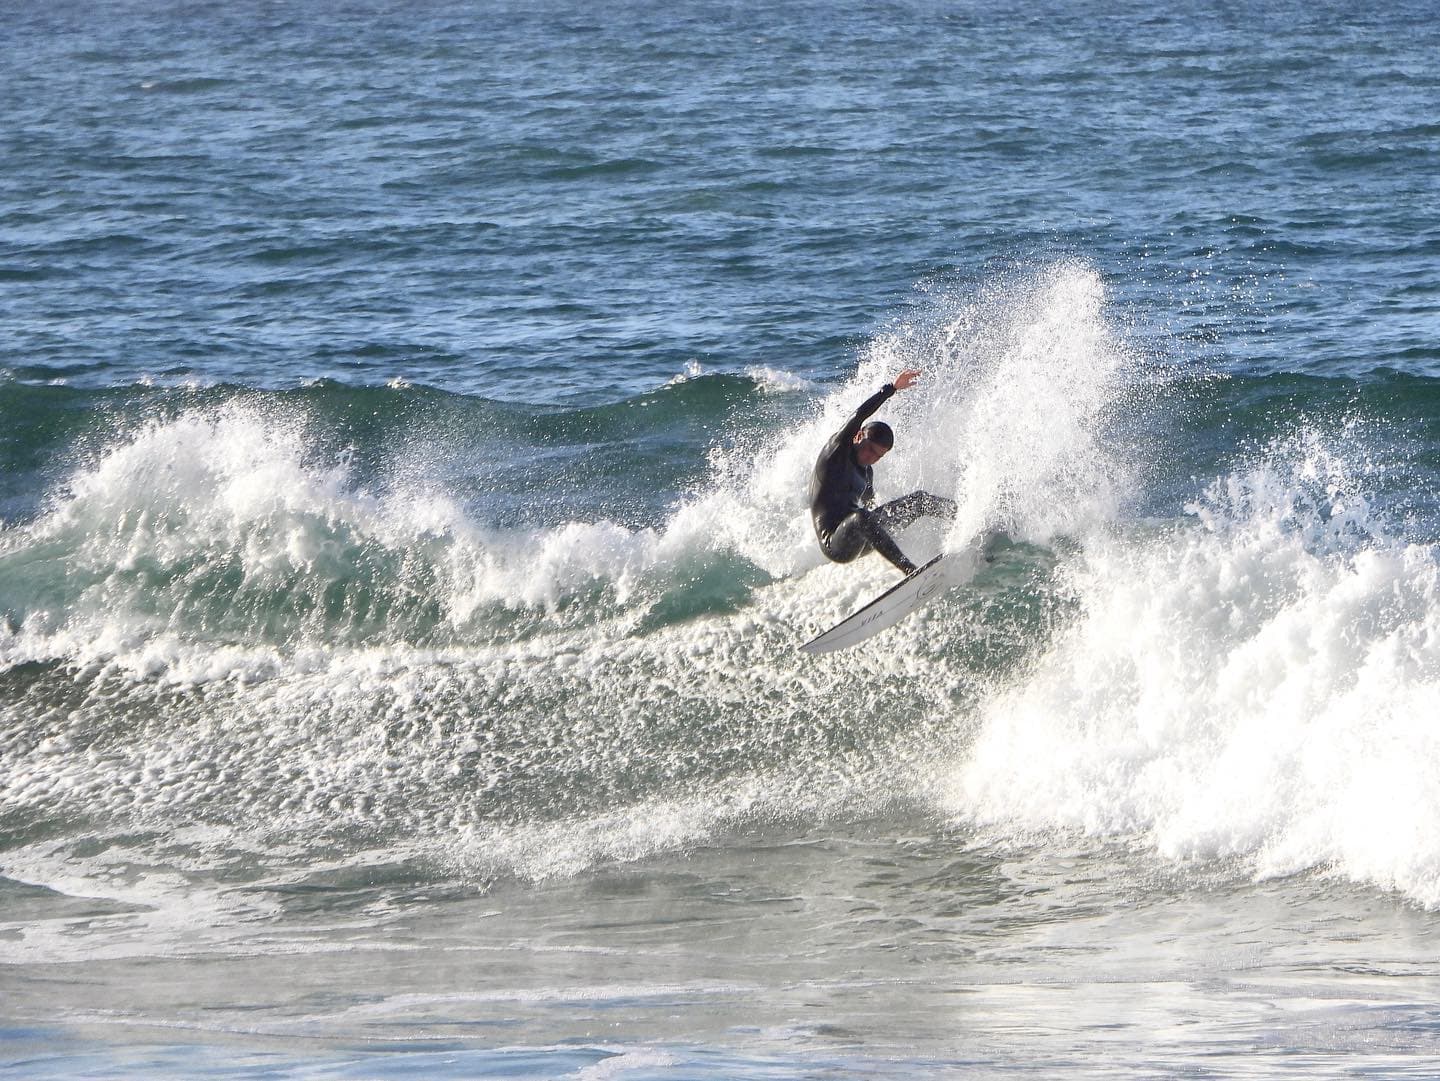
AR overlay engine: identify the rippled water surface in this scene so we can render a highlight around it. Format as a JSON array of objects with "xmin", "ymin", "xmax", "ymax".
[{"xmin": 4, "ymin": 1, "xmax": 1440, "ymax": 1077}]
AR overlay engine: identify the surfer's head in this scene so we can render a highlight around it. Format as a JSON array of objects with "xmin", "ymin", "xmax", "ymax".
[{"xmin": 852, "ymin": 422, "xmax": 893, "ymax": 466}]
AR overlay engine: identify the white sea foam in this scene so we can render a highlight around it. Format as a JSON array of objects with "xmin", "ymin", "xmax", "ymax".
[
  {"xmin": 0, "ymin": 265, "xmax": 1141, "ymax": 898},
  {"xmin": 2, "ymin": 265, "xmax": 1126, "ymax": 675},
  {"xmin": 942, "ymin": 428, "xmax": 1440, "ymax": 906},
  {"xmin": 7, "ymin": 261, "xmax": 1440, "ymax": 918},
  {"xmin": 744, "ymin": 364, "xmax": 814, "ymax": 393},
  {"xmin": 665, "ymin": 359, "xmax": 706, "ymax": 385}
]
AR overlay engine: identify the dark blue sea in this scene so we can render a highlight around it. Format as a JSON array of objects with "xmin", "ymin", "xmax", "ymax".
[{"xmin": 4, "ymin": 1, "xmax": 1440, "ymax": 1077}]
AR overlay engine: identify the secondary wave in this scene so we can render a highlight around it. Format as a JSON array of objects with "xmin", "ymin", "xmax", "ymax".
[{"xmin": 0, "ymin": 371, "xmax": 793, "ymax": 670}]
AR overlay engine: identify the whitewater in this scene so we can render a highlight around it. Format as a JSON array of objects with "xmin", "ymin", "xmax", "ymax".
[
  {"xmin": 6, "ymin": 0, "xmax": 1440, "ymax": 1075},
  {"xmin": 6, "ymin": 264, "xmax": 1439, "ymax": 915}
]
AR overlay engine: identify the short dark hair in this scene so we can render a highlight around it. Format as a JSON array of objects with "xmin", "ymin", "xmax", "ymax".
[{"xmin": 864, "ymin": 421, "xmax": 894, "ymax": 449}]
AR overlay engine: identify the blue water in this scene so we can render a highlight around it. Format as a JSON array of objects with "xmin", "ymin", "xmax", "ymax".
[{"xmin": 4, "ymin": 2, "xmax": 1440, "ymax": 1078}]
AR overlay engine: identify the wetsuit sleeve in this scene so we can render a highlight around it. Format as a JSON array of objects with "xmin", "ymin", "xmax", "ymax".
[{"xmin": 836, "ymin": 383, "xmax": 896, "ymax": 443}]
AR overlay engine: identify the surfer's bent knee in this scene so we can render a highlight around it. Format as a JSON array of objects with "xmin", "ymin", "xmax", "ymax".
[{"xmin": 818, "ymin": 512, "xmax": 872, "ymax": 564}]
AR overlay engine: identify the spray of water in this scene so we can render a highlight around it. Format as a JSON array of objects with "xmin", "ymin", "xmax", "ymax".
[
  {"xmin": 6, "ymin": 259, "xmax": 1440, "ymax": 928},
  {"xmin": 944, "ymin": 426, "xmax": 1440, "ymax": 906}
]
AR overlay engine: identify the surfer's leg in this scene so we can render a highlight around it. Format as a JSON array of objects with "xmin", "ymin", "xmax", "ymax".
[
  {"xmin": 866, "ymin": 522, "xmax": 917, "ymax": 574},
  {"xmin": 872, "ymin": 490, "xmax": 957, "ymax": 533},
  {"xmin": 824, "ymin": 509, "xmax": 916, "ymax": 575},
  {"xmin": 818, "ymin": 512, "xmax": 868, "ymax": 564}
]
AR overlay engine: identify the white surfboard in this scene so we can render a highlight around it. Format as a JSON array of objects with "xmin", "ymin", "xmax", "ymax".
[{"xmin": 801, "ymin": 538, "xmax": 985, "ymax": 654}]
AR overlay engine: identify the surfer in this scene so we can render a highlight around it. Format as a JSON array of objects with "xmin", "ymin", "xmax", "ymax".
[{"xmin": 809, "ymin": 368, "xmax": 957, "ymax": 576}]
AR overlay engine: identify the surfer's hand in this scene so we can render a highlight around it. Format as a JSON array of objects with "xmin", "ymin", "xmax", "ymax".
[{"xmin": 893, "ymin": 369, "xmax": 922, "ymax": 391}]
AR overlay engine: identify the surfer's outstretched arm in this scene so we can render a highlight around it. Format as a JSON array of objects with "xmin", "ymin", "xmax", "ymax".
[{"xmin": 836, "ymin": 368, "xmax": 923, "ymax": 442}]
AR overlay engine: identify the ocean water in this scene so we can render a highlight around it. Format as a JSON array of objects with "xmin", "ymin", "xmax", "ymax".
[{"xmin": 4, "ymin": 1, "xmax": 1440, "ymax": 1077}]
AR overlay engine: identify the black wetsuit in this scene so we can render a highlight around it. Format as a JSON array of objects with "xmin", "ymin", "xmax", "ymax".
[{"xmin": 809, "ymin": 382, "xmax": 956, "ymax": 575}]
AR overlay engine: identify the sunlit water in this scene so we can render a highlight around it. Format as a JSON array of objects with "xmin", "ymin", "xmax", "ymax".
[{"xmin": 4, "ymin": 1, "xmax": 1440, "ymax": 1077}]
